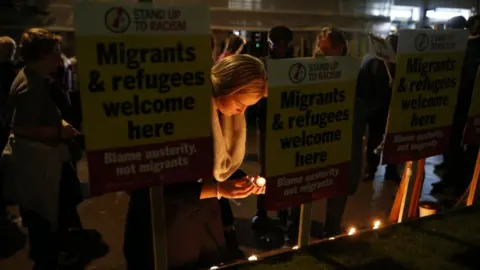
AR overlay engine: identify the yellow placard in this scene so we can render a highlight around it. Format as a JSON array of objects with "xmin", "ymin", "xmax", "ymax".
[
  {"xmin": 387, "ymin": 52, "xmax": 464, "ymax": 133},
  {"xmin": 264, "ymin": 57, "xmax": 359, "ymax": 178},
  {"xmin": 76, "ymin": 35, "xmax": 212, "ymax": 151},
  {"xmin": 382, "ymin": 29, "xmax": 469, "ymax": 164},
  {"xmin": 265, "ymin": 81, "xmax": 356, "ymax": 177}
]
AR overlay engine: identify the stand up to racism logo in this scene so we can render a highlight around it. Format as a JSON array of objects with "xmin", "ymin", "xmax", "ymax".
[
  {"xmin": 288, "ymin": 63, "xmax": 307, "ymax": 84},
  {"xmin": 105, "ymin": 7, "xmax": 131, "ymax": 33}
]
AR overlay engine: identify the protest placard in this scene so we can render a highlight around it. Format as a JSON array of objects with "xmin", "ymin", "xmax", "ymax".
[
  {"xmin": 263, "ymin": 57, "xmax": 359, "ymax": 210},
  {"xmin": 463, "ymin": 67, "xmax": 480, "ymax": 145},
  {"xmin": 382, "ymin": 29, "xmax": 469, "ymax": 164},
  {"xmin": 74, "ymin": 2, "xmax": 212, "ymax": 195}
]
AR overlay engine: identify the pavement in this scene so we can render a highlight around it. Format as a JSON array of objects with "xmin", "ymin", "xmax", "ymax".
[{"xmin": 0, "ymin": 130, "xmax": 444, "ymax": 270}]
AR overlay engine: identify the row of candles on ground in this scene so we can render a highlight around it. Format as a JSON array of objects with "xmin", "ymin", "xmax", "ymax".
[{"xmin": 209, "ymin": 206, "xmax": 383, "ymax": 270}]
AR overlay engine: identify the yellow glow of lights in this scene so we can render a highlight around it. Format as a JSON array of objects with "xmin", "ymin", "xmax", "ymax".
[
  {"xmin": 347, "ymin": 227, "xmax": 357, "ymax": 235},
  {"xmin": 328, "ymin": 237, "xmax": 335, "ymax": 240},
  {"xmin": 248, "ymin": 255, "xmax": 258, "ymax": 261},
  {"xmin": 292, "ymin": 245, "xmax": 299, "ymax": 250},
  {"xmin": 373, "ymin": 220, "xmax": 381, "ymax": 230},
  {"xmin": 210, "ymin": 266, "xmax": 219, "ymax": 270},
  {"xmin": 255, "ymin": 177, "xmax": 266, "ymax": 187}
]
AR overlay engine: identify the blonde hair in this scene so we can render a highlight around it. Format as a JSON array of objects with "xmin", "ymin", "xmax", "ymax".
[
  {"xmin": 211, "ymin": 54, "xmax": 267, "ymax": 98},
  {"xmin": 0, "ymin": 36, "xmax": 16, "ymax": 61}
]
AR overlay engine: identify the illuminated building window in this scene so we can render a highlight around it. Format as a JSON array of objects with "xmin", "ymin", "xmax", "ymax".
[
  {"xmin": 389, "ymin": 5, "xmax": 421, "ymax": 22},
  {"xmin": 426, "ymin": 8, "xmax": 472, "ymax": 22},
  {"xmin": 228, "ymin": 0, "xmax": 261, "ymax": 10}
]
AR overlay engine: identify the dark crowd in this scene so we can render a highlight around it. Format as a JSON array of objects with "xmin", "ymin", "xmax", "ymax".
[{"xmin": 0, "ymin": 13, "xmax": 479, "ymax": 270}]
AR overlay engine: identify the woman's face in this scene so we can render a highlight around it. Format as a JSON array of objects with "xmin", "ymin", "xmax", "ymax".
[
  {"xmin": 216, "ymin": 92, "xmax": 262, "ymax": 116},
  {"xmin": 318, "ymin": 36, "xmax": 344, "ymax": 56}
]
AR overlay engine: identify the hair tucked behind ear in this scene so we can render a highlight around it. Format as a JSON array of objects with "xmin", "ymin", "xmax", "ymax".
[{"xmin": 211, "ymin": 54, "xmax": 267, "ymax": 98}]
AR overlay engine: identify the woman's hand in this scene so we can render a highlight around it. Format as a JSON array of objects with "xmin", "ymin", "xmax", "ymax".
[
  {"xmin": 218, "ymin": 178, "xmax": 256, "ymax": 199},
  {"xmin": 60, "ymin": 123, "xmax": 80, "ymax": 139}
]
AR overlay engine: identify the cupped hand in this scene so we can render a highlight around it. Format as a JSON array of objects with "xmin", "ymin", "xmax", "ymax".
[{"xmin": 218, "ymin": 178, "xmax": 255, "ymax": 199}]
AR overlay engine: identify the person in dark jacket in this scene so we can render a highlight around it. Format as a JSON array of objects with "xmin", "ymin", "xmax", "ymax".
[
  {"xmin": 4, "ymin": 28, "xmax": 81, "ymax": 269},
  {"xmin": 251, "ymin": 26, "xmax": 295, "ymax": 239},
  {"xmin": 313, "ymin": 27, "xmax": 368, "ymax": 237},
  {"xmin": 360, "ymin": 34, "xmax": 400, "ymax": 183},
  {"xmin": 434, "ymin": 21, "xmax": 480, "ymax": 195},
  {"xmin": 0, "ymin": 36, "xmax": 17, "ymax": 147},
  {"xmin": 0, "ymin": 36, "xmax": 17, "ymax": 219}
]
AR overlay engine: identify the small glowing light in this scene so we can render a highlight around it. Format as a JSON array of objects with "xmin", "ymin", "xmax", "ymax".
[
  {"xmin": 347, "ymin": 227, "xmax": 357, "ymax": 236},
  {"xmin": 210, "ymin": 266, "xmax": 219, "ymax": 270},
  {"xmin": 292, "ymin": 245, "xmax": 299, "ymax": 250},
  {"xmin": 248, "ymin": 255, "xmax": 258, "ymax": 261},
  {"xmin": 328, "ymin": 237, "xmax": 335, "ymax": 240},
  {"xmin": 255, "ymin": 177, "xmax": 266, "ymax": 187},
  {"xmin": 373, "ymin": 220, "xmax": 381, "ymax": 230}
]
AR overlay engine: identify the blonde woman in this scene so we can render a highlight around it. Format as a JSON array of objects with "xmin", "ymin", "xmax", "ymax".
[{"xmin": 124, "ymin": 54, "xmax": 267, "ymax": 270}]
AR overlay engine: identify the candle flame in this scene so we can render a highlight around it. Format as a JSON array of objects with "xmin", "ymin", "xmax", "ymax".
[
  {"xmin": 248, "ymin": 255, "xmax": 258, "ymax": 261},
  {"xmin": 210, "ymin": 266, "xmax": 219, "ymax": 270},
  {"xmin": 328, "ymin": 237, "xmax": 335, "ymax": 240},
  {"xmin": 347, "ymin": 227, "xmax": 357, "ymax": 235},
  {"xmin": 292, "ymin": 245, "xmax": 299, "ymax": 250},
  {"xmin": 256, "ymin": 177, "xmax": 266, "ymax": 186},
  {"xmin": 373, "ymin": 220, "xmax": 381, "ymax": 230}
]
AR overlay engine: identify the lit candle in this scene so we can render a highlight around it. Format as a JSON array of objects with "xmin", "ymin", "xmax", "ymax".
[
  {"xmin": 248, "ymin": 255, "xmax": 258, "ymax": 261},
  {"xmin": 373, "ymin": 220, "xmax": 381, "ymax": 230},
  {"xmin": 347, "ymin": 227, "xmax": 357, "ymax": 235},
  {"xmin": 255, "ymin": 177, "xmax": 266, "ymax": 187},
  {"xmin": 210, "ymin": 266, "xmax": 219, "ymax": 270},
  {"xmin": 292, "ymin": 245, "xmax": 299, "ymax": 250}
]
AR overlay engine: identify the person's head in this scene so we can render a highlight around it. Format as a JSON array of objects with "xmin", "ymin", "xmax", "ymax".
[
  {"xmin": 467, "ymin": 15, "xmax": 480, "ymax": 35},
  {"xmin": 446, "ymin": 16, "xmax": 467, "ymax": 29},
  {"xmin": 212, "ymin": 54, "xmax": 267, "ymax": 116},
  {"xmin": 0, "ymin": 36, "xmax": 16, "ymax": 62},
  {"xmin": 268, "ymin": 26, "xmax": 294, "ymax": 59},
  {"xmin": 386, "ymin": 34, "xmax": 399, "ymax": 53},
  {"xmin": 19, "ymin": 28, "xmax": 63, "ymax": 73},
  {"xmin": 316, "ymin": 27, "xmax": 349, "ymax": 56},
  {"xmin": 224, "ymin": 34, "xmax": 246, "ymax": 54}
]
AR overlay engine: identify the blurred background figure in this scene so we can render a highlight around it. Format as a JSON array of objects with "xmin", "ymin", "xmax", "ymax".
[
  {"xmin": 252, "ymin": 25, "xmax": 294, "ymax": 241},
  {"xmin": 217, "ymin": 34, "xmax": 246, "ymax": 61},
  {"xmin": 0, "ymin": 36, "xmax": 17, "ymax": 221},
  {"xmin": 467, "ymin": 15, "xmax": 480, "ymax": 35},
  {"xmin": 361, "ymin": 34, "xmax": 399, "ymax": 184},
  {"xmin": 445, "ymin": 16, "xmax": 467, "ymax": 29},
  {"xmin": 434, "ymin": 14, "xmax": 480, "ymax": 197},
  {"xmin": 312, "ymin": 27, "xmax": 364, "ymax": 237},
  {"xmin": 314, "ymin": 27, "xmax": 349, "ymax": 57}
]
